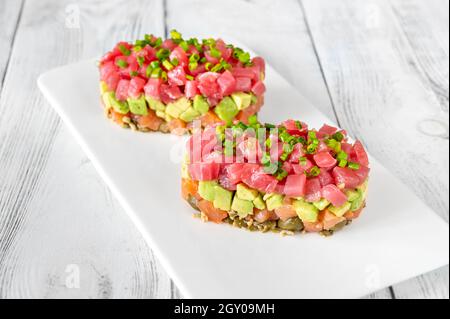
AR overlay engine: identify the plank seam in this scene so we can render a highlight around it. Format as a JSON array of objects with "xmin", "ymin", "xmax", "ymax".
[{"xmin": 0, "ymin": 0, "xmax": 25, "ymax": 98}]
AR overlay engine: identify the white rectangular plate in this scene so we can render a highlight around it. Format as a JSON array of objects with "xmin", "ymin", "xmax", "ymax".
[{"xmin": 38, "ymin": 57, "xmax": 449, "ymax": 298}]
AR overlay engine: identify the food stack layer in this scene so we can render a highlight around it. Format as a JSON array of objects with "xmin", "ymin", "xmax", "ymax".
[
  {"xmin": 182, "ymin": 119, "xmax": 370, "ymax": 236},
  {"xmin": 98, "ymin": 30, "xmax": 266, "ymax": 134}
]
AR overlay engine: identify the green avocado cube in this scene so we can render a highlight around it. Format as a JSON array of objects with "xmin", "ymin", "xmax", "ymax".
[
  {"xmin": 265, "ymin": 193, "xmax": 284, "ymax": 211},
  {"xmin": 100, "ymin": 81, "xmax": 109, "ymax": 94},
  {"xmin": 231, "ymin": 92, "xmax": 252, "ymax": 110},
  {"xmin": 214, "ymin": 97, "xmax": 239, "ymax": 125},
  {"xmin": 179, "ymin": 107, "xmax": 201, "ymax": 122},
  {"xmin": 231, "ymin": 196, "xmax": 254, "ymax": 218},
  {"xmin": 329, "ymin": 202, "xmax": 352, "ymax": 217},
  {"xmin": 293, "ymin": 198, "xmax": 319, "ymax": 222},
  {"xmin": 236, "ymin": 183, "xmax": 258, "ymax": 201},
  {"xmin": 250, "ymin": 93, "xmax": 258, "ymax": 105},
  {"xmin": 350, "ymin": 189, "xmax": 364, "ymax": 211},
  {"xmin": 193, "ymin": 95, "xmax": 210, "ymax": 115},
  {"xmin": 198, "ymin": 181, "xmax": 217, "ymax": 201},
  {"xmin": 156, "ymin": 110, "xmax": 166, "ymax": 119},
  {"xmin": 166, "ymin": 97, "xmax": 191, "ymax": 118},
  {"xmin": 102, "ymin": 92, "xmax": 113, "ymax": 110},
  {"xmin": 253, "ymin": 195, "xmax": 266, "ymax": 210},
  {"xmin": 345, "ymin": 189, "xmax": 360, "ymax": 202},
  {"xmin": 107, "ymin": 92, "xmax": 129, "ymax": 114},
  {"xmin": 313, "ymin": 198, "xmax": 330, "ymax": 211},
  {"xmin": 146, "ymin": 97, "xmax": 166, "ymax": 111},
  {"xmin": 128, "ymin": 95, "xmax": 148, "ymax": 115},
  {"xmin": 213, "ymin": 186, "xmax": 233, "ymax": 211}
]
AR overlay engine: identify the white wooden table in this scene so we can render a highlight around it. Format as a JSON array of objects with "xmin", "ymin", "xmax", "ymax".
[{"xmin": 0, "ymin": 0, "xmax": 448, "ymax": 299}]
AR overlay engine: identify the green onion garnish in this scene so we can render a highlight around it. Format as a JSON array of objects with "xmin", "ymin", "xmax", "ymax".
[
  {"xmin": 307, "ymin": 166, "xmax": 321, "ymax": 177},
  {"xmin": 189, "ymin": 62, "xmax": 198, "ymax": 71},
  {"xmin": 189, "ymin": 53, "xmax": 200, "ymax": 62},
  {"xmin": 338, "ymin": 159, "xmax": 348, "ymax": 167},
  {"xmin": 118, "ymin": 44, "xmax": 131, "ymax": 56},
  {"xmin": 150, "ymin": 68, "xmax": 162, "ymax": 78},
  {"xmin": 265, "ymin": 123, "xmax": 276, "ymax": 129},
  {"xmin": 162, "ymin": 59, "xmax": 174, "ymax": 71},
  {"xmin": 179, "ymin": 41, "xmax": 189, "ymax": 52},
  {"xmin": 156, "ymin": 48, "xmax": 170, "ymax": 60},
  {"xmin": 145, "ymin": 65, "xmax": 153, "ymax": 78},
  {"xmin": 170, "ymin": 29, "xmax": 182, "ymax": 40},
  {"xmin": 238, "ymin": 52, "xmax": 250, "ymax": 64},
  {"xmin": 295, "ymin": 120, "xmax": 303, "ymax": 130},
  {"xmin": 210, "ymin": 64, "xmax": 223, "ymax": 72},
  {"xmin": 154, "ymin": 37, "xmax": 163, "ymax": 47},
  {"xmin": 186, "ymin": 75, "xmax": 194, "ymax": 81},
  {"xmin": 129, "ymin": 70, "xmax": 139, "ymax": 77},
  {"xmin": 161, "ymin": 71, "xmax": 168, "ymax": 81},
  {"xmin": 171, "ymin": 58, "xmax": 179, "ymax": 66},
  {"xmin": 332, "ymin": 131, "xmax": 344, "ymax": 142},
  {"xmin": 210, "ymin": 48, "xmax": 221, "ymax": 59},
  {"xmin": 261, "ymin": 153, "xmax": 271, "ymax": 166},
  {"xmin": 348, "ymin": 162, "xmax": 360, "ymax": 170},
  {"xmin": 326, "ymin": 139, "xmax": 341, "ymax": 153},
  {"xmin": 137, "ymin": 56, "xmax": 145, "ymax": 67},
  {"xmin": 205, "ymin": 62, "xmax": 213, "ymax": 71},
  {"xmin": 150, "ymin": 61, "xmax": 160, "ymax": 68},
  {"xmin": 275, "ymin": 169, "xmax": 288, "ymax": 181},
  {"xmin": 200, "ymin": 57, "xmax": 207, "ymax": 63},
  {"xmin": 265, "ymin": 138, "xmax": 272, "ymax": 148},
  {"xmin": 336, "ymin": 151, "xmax": 348, "ymax": 161},
  {"xmin": 299, "ymin": 156, "xmax": 307, "ymax": 166},
  {"xmin": 306, "ymin": 144, "xmax": 317, "ymax": 154},
  {"xmin": 116, "ymin": 59, "xmax": 128, "ymax": 68}
]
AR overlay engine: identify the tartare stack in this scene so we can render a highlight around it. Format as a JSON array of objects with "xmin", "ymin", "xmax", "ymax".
[
  {"xmin": 98, "ymin": 30, "xmax": 266, "ymax": 134},
  {"xmin": 181, "ymin": 119, "xmax": 370, "ymax": 236}
]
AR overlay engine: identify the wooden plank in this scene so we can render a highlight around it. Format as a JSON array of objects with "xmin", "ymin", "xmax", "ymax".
[
  {"xmin": 166, "ymin": 0, "xmax": 392, "ymax": 298},
  {"xmin": 302, "ymin": 0, "xmax": 449, "ymax": 299},
  {"xmin": 0, "ymin": 0, "xmax": 175, "ymax": 298},
  {"xmin": 0, "ymin": 0, "xmax": 24, "ymax": 91}
]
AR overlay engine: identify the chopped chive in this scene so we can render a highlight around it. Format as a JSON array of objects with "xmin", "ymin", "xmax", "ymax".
[
  {"xmin": 295, "ymin": 120, "xmax": 303, "ymax": 130},
  {"xmin": 170, "ymin": 29, "xmax": 182, "ymax": 40},
  {"xmin": 306, "ymin": 144, "xmax": 318, "ymax": 154},
  {"xmin": 118, "ymin": 44, "xmax": 131, "ymax": 56},
  {"xmin": 205, "ymin": 62, "xmax": 213, "ymax": 71},
  {"xmin": 161, "ymin": 71, "xmax": 168, "ymax": 81},
  {"xmin": 189, "ymin": 62, "xmax": 198, "ymax": 71},
  {"xmin": 154, "ymin": 37, "xmax": 163, "ymax": 47},
  {"xmin": 179, "ymin": 41, "xmax": 189, "ymax": 52},
  {"xmin": 171, "ymin": 58, "xmax": 179, "ymax": 66},
  {"xmin": 299, "ymin": 156, "xmax": 307, "ymax": 166},
  {"xmin": 348, "ymin": 162, "xmax": 360, "ymax": 170},
  {"xmin": 336, "ymin": 151, "xmax": 348, "ymax": 161},
  {"xmin": 189, "ymin": 53, "xmax": 200, "ymax": 62},
  {"xmin": 307, "ymin": 166, "xmax": 321, "ymax": 177},
  {"xmin": 332, "ymin": 131, "xmax": 344, "ymax": 142},
  {"xmin": 145, "ymin": 65, "xmax": 153, "ymax": 78},
  {"xmin": 156, "ymin": 48, "xmax": 170, "ymax": 60},
  {"xmin": 210, "ymin": 48, "xmax": 221, "ymax": 59},
  {"xmin": 186, "ymin": 74, "xmax": 194, "ymax": 81},
  {"xmin": 129, "ymin": 70, "xmax": 139, "ymax": 77},
  {"xmin": 275, "ymin": 169, "xmax": 288, "ymax": 181},
  {"xmin": 238, "ymin": 52, "xmax": 250, "ymax": 64},
  {"xmin": 137, "ymin": 56, "xmax": 145, "ymax": 67},
  {"xmin": 210, "ymin": 64, "xmax": 223, "ymax": 72},
  {"xmin": 162, "ymin": 59, "xmax": 174, "ymax": 71},
  {"xmin": 200, "ymin": 57, "xmax": 207, "ymax": 63},
  {"xmin": 150, "ymin": 61, "xmax": 160, "ymax": 68},
  {"xmin": 338, "ymin": 159, "xmax": 348, "ymax": 167},
  {"xmin": 150, "ymin": 68, "xmax": 162, "ymax": 78},
  {"xmin": 116, "ymin": 59, "xmax": 128, "ymax": 68}
]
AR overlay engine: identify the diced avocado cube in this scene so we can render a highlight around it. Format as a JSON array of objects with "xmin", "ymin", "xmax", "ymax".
[
  {"xmin": 293, "ymin": 198, "xmax": 319, "ymax": 222},
  {"xmin": 156, "ymin": 110, "xmax": 166, "ymax": 119},
  {"xmin": 265, "ymin": 193, "xmax": 284, "ymax": 211},
  {"xmin": 236, "ymin": 183, "xmax": 258, "ymax": 201},
  {"xmin": 253, "ymin": 195, "xmax": 266, "ymax": 210},
  {"xmin": 146, "ymin": 97, "xmax": 166, "ymax": 111},
  {"xmin": 181, "ymin": 163, "xmax": 190, "ymax": 179},
  {"xmin": 357, "ymin": 181, "xmax": 369, "ymax": 199},
  {"xmin": 107, "ymin": 92, "xmax": 129, "ymax": 114},
  {"xmin": 313, "ymin": 198, "xmax": 330, "ymax": 211},
  {"xmin": 179, "ymin": 107, "xmax": 201, "ymax": 122},
  {"xmin": 193, "ymin": 95, "xmax": 210, "ymax": 115},
  {"xmin": 213, "ymin": 186, "xmax": 233, "ymax": 211},
  {"xmin": 102, "ymin": 92, "xmax": 113, "ymax": 110},
  {"xmin": 231, "ymin": 92, "xmax": 252, "ymax": 110},
  {"xmin": 127, "ymin": 95, "xmax": 148, "ymax": 115},
  {"xmin": 214, "ymin": 97, "xmax": 239, "ymax": 125},
  {"xmin": 345, "ymin": 189, "xmax": 360, "ymax": 202},
  {"xmin": 349, "ymin": 189, "xmax": 364, "ymax": 211},
  {"xmin": 250, "ymin": 93, "xmax": 258, "ymax": 105},
  {"xmin": 100, "ymin": 81, "xmax": 109, "ymax": 94},
  {"xmin": 329, "ymin": 202, "xmax": 352, "ymax": 217},
  {"xmin": 166, "ymin": 97, "xmax": 191, "ymax": 118},
  {"xmin": 231, "ymin": 196, "xmax": 254, "ymax": 218},
  {"xmin": 198, "ymin": 181, "xmax": 217, "ymax": 201},
  {"xmin": 165, "ymin": 114, "xmax": 174, "ymax": 123}
]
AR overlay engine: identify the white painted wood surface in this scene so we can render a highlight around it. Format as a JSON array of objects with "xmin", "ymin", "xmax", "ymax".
[{"xmin": 0, "ymin": 0, "xmax": 448, "ymax": 299}]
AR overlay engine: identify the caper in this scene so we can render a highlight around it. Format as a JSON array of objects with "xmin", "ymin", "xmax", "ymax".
[
  {"xmin": 187, "ymin": 195, "xmax": 199, "ymax": 211},
  {"xmin": 277, "ymin": 217, "xmax": 304, "ymax": 232}
]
